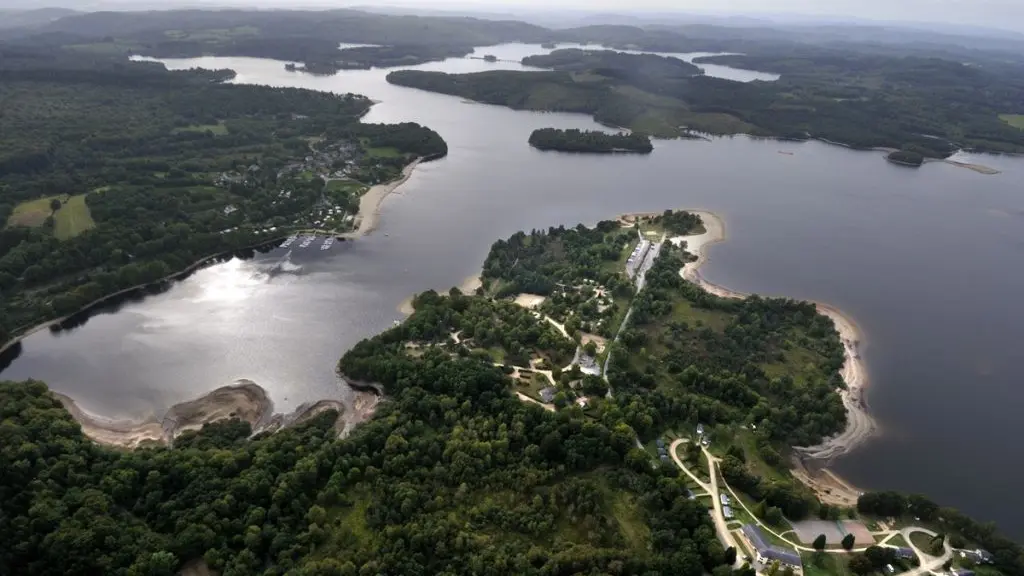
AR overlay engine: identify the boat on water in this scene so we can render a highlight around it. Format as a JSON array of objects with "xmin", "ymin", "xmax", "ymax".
[
  {"xmin": 320, "ymin": 237, "xmax": 335, "ymax": 251},
  {"xmin": 299, "ymin": 235, "xmax": 316, "ymax": 248},
  {"xmin": 280, "ymin": 235, "xmax": 298, "ymax": 248}
]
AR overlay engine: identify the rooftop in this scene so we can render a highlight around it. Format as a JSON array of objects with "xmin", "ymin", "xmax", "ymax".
[{"xmin": 741, "ymin": 524, "xmax": 802, "ymax": 567}]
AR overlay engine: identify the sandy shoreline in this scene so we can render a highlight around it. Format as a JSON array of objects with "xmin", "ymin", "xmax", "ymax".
[
  {"xmin": 54, "ymin": 379, "xmax": 362, "ymax": 449},
  {"xmin": 345, "ymin": 158, "xmax": 422, "ymax": 237},
  {"xmin": 669, "ymin": 210, "xmax": 876, "ymax": 495},
  {"xmin": 397, "ymin": 272, "xmax": 482, "ymax": 315}
]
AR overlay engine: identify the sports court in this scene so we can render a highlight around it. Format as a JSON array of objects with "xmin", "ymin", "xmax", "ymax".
[{"xmin": 790, "ymin": 520, "xmax": 874, "ymax": 546}]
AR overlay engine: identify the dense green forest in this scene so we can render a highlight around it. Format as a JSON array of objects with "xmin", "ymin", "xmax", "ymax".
[
  {"xmin": 389, "ymin": 46, "xmax": 1024, "ymax": 155},
  {"xmin": 523, "ymin": 48, "xmax": 702, "ymax": 79},
  {"xmin": 1, "ymin": 359, "xmax": 729, "ymax": 574},
  {"xmin": 481, "ymin": 221, "xmax": 638, "ymax": 338},
  {"xmin": 529, "ymin": 128, "xmax": 653, "ymax": 153},
  {"xmin": 0, "ymin": 46, "xmax": 445, "ymax": 347},
  {"xmin": 4, "ymin": 8, "xmax": 1023, "ymax": 152},
  {"xmin": 3, "ymin": 9, "xmax": 549, "ymax": 73}
]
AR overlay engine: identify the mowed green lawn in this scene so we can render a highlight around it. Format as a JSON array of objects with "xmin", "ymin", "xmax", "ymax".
[
  {"xmin": 55, "ymin": 194, "xmax": 96, "ymax": 239},
  {"xmin": 1000, "ymin": 114, "xmax": 1024, "ymax": 129},
  {"xmin": 172, "ymin": 121, "xmax": 229, "ymax": 135},
  {"xmin": 365, "ymin": 146, "xmax": 403, "ymax": 158},
  {"xmin": 7, "ymin": 196, "xmax": 58, "ymax": 228},
  {"xmin": 6, "ymin": 194, "xmax": 95, "ymax": 239}
]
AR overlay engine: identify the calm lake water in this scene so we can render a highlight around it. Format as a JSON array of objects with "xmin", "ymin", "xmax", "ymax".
[{"xmin": 5, "ymin": 44, "xmax": 1024, "ymax": 537}]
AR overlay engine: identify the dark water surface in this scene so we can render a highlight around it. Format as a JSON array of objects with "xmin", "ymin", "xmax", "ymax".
[{"xmin": 4, "ymin": 44, "xmax": 1024, "ymax": 537}]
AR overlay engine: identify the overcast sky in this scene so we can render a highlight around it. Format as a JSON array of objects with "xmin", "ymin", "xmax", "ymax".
[
  {"xmin": 5, "ymin": 0, "xmax": 1024, "ymax": 34},
  {"xmin": 398, "ymin": 0, "xmax": 1024, "ymax": 33}
]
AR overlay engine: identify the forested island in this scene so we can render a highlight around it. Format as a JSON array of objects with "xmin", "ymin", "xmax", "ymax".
[
  {"xmin": 529, "ymin": 128, "xmax": 654, "ymax": 153},
  {"xmin": 0, "ymin": 45, "xmax": 446, "ymax": 349},
  {"xmin": 4, "ymin": 213, "xmax": 1024, "ymax": 575}
]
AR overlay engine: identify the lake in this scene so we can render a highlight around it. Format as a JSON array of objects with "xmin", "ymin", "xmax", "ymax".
[{"xmin": 4, "ymin": 44, "xmax": 1024, "ymax": 537}]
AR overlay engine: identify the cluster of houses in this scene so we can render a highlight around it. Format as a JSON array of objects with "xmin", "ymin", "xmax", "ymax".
[
  {"xmin": 655, "ymin": 438, "xmax": 670, "ymax": 463},
  {"xmin": 278, "ymin": 140, "xmax": 360, "ymax": 181}
]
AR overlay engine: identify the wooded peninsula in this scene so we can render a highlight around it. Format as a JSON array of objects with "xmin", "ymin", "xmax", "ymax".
[
  {"xmin": 528, "ymin": 128, "xmax": 654, "ymax": 153},
  {"xmin": 3, "ymin": 213, "xmax": 1023, "ymax": 575},
  {"xmin": 0, "ymin": 45, "xmax": 446, "ymax": 350}
]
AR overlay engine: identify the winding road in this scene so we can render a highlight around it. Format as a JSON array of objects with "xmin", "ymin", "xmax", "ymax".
[{"xmin": 670, "ymin": 439, "xmax": 743, "ymax": 568}]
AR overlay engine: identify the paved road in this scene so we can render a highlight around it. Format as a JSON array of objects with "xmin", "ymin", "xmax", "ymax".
[
  {"xmin": 604, "ymin": 235, "xmax": 665, "ymax": 398},
  {"xmin": 902, "ymin": 527, "xmax": 952, "ymax": 576}
]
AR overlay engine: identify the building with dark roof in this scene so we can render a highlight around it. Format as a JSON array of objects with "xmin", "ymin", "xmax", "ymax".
[
  {"xmin": 740, "ymin": 525, "xmax": 802, "ymax": 568},
  {"xmin": 890, "ymin": 547, "xmax": 916, "ymax": 560},
  {"xmin": 961, "ymin": 549, "xmax": 995, "ymax": 564},
  {"xmin": 538, "ymin": 387, "xmax": 557, "ymax": 403}
]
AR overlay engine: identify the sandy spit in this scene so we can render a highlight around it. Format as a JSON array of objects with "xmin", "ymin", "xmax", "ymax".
[
  {"xmin": 344, "ymin": 158, "xmax": 422, "ymax": 238},
  {"xmin": 57, "ymin": 379, "xmax": 354, "ymax": 449},
  {"xmin": 670, "ymin": 210, "xmax": 877, "ymax": 476}
]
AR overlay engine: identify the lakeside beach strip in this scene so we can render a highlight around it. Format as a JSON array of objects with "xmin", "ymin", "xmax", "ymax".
[
  {"xmin": 344, "ymin": 158, "xmax": 422, "ymax": 237},
  {"xmin": 668, "ymin": 210, "xmax": 877, "ymax": 501}
]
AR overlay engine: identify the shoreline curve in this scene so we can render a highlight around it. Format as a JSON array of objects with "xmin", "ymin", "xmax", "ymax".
[
  {"xmin": 343, "ymin": 158, "xmax": 422, "ymax": 238},
  {"xmin": 664, "ymin": 210, "xmax": 877, "ymax": 499},
  {"xmin": 53, "ymin": 379, "xmax": 369, "ymax": 449}
]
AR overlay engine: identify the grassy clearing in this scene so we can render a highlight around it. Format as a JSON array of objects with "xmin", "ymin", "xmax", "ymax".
[
  {"xmin": 761, "ymin": 345, "xmax": 824, "ymax": 385},
  {"xmin": 884, "ymin": 533, "xmax": 910, "ymax": 548},
  {"xmin": 7, "ymin": 194, "xmax": 94, "ymax": 239},
  {"xmin": 163, "ymin": 26, "xmax": 259, "ymax": 41},
  {"xmin": 7, "ymin": 196, "xmax": 59, "ymax": 228},
  {"xmin": 801, "ymin": 552, "xmax": 853, "ymax": 576},
  {"xmin": 999, "ymin": 114, "xmax": 1024, "ymax": 129},
  {"xmin": 603, "ymin": 487, "xmax": 651, "ymax": 550},
  {"xmin": 909, "ymin": 531, "xmax": 942, "ymax": 554},
  {"xmin": 54, "ymin": 194, "xmax": 95, "ymax": 239},
  {"xmin": 670, "ymin": 299, "xmax": 731, "ymax": 332},
  {"xmin": 514, "ymin": 371, "xmax": 552, "ymax": 402},
  {"xmin": 365, "ymin": 146, "xmax": 403, "ymax": 158},
  {"xmin": 66, "ymin": 41, "xmax": 143, "ymax": 55},
  {"xmin": 315, "ymin": 496, "xmax": 375, "ymax": 558},
  {"xmin": 172, "ymin": 121, "xmax": 228, "ymax": 135}
]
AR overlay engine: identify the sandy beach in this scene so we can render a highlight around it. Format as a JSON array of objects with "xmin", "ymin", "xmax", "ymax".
[
  {"xmin": 459, "ymin": 274, "xmax": 483, "ymax": 294},
  {"xmin": 670, "ymin": 210, "xmax": 876, "ymax": 492},
  {"xmin": 56, "ymin": 379, "xmax": 355, "ymax": 449},
  {"xmin": 345, "ymin": 158, "xmax": 422, "ymax": 237}
]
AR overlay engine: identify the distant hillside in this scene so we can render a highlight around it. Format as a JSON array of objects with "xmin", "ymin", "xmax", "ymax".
[{"xmin": 0, "ymin": 8, "xmax": 79, "ymax": 29}]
